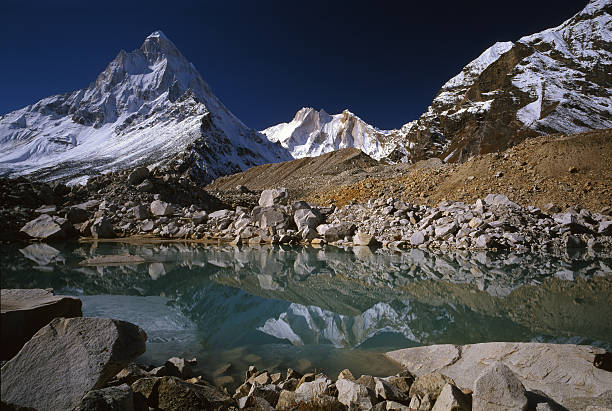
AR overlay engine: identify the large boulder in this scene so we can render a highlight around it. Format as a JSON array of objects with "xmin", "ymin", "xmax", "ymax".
[
  {"xmin": 472, "ymin": 361, "xmax": 528, "ymax": 411},
  {"xmin": 20, "ymin": 214, "xmax": 72, "ymax": 241},
  {"xmin": 259, "ymin": 188, "xmax": 288, "ymax": 207},
  {"xmin": 65, "ymin": 206, "xmax": 92, "ymax": 224},
  {"xmin": 1, "ymin": 317, "xmax": 147, "ymax": 411},
  {"xmin": 127, "ymin": 167, "xmax": 150, "ymax": 186},
  {"xmin": 324, "ymin": 222, "xmax": 357, "ymax": 242},
  {"xmin": 90, "ymin": 216, "xmax": 116, "ymax": 239},
  {"xmin": 0, "ymin": 288, "xmax": 82, "ymax": 360},
  {"xmin": 386, "ymin": 343, "xmax": 612, "ymax": 408},
  {"xmin": 336, "ymin": 378, "xmax": 374, "ymax": 409},
  {"xmin": 294, "ymin": 208, "xmax": 322, "ymax": 230},
  {"xmin": 258, "ymin": 207, "xmax": 291, "ymax": 230},
  {"xmin": 431, "ymin": 383, "xmax": 471, "ymax": 411},
  {"xmin": 150, "ymin": 200, "xmax": 174, "ymax": 216},
  {"xmin": 132, "ymin": 205, "xmax": 151, "ymax": 220}
]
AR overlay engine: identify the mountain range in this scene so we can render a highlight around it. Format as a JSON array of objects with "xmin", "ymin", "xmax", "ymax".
[
  {"xmin": 0, "ymin": 0, "xmax": 610, "ymax": 184},
  {"xmin": 263, "ymin": 0, "xmax": 612, "ymax": 162}
]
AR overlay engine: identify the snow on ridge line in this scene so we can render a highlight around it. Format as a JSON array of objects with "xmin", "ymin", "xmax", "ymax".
[{"xmin": 0, "ymin": 30, "xmax": 291, "ymax": 183}]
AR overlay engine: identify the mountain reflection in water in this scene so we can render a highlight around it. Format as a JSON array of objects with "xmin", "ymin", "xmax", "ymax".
[{"xmin": 2, "ymin": 242, "xmax": 611, "ymax": 377}]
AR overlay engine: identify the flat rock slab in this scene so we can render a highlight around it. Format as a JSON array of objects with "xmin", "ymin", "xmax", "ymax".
[
  {"xmin": 1, "ymin": 317, "xmax": 147, "ymax": 411},
  {"xmin": 1, "ymin": 288, "xmax": 82, "ymax": 360},
  {"xmin": 79, "ymin": 254, "xmax": 147, "ymax": 266},
  {"xmin": 386, "ymin": 343, "xmax": 612, "ymax": 408}
]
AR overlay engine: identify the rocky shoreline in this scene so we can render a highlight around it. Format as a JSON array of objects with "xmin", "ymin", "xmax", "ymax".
[
  {"xmin": 3, "ymin": 170, "xmax": 612, "ymax": 253},
  {"xmin": 1, "ymin": 289, "xmax": 611, "ymax": 410}
]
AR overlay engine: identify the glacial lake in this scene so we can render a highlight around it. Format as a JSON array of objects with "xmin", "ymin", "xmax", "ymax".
[{"xmin": 2, "ymin": 242, "xmax": 611, "ymax": 384}]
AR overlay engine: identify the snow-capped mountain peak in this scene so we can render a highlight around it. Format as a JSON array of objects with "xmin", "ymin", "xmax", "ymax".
[
  {"xmin": 262, "ymin": 107, "xmax": 396, "ymax": 160},
  {"xmin": 0, "ymin": 31, "xmax": 290, "ymax": 184}
]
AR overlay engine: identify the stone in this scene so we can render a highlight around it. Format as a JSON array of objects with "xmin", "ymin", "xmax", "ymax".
[
  {"xmin": 338, "ymin": 369, "xmax": 355, "ymax": 380},
  {"xmin": 474, "ymin": 234, "xmax": 491, "ymax": 249},
  {"xmin": 598, "ymin": 220, "xmax": 612, "ymax": 235},
  {"xmin": 259, "ymin": 188, "xmax": 289, "ymax": 207},
  {"xmin": 127, "ymin": 167, "xmax": 150, "ymax": 185},
  {"xmin": 150, "ymin": 200, "xmax": 174, "ymax": 216},
  {"xmin": 78, "ymin": 384, "xmax": 134, "ymax": 411},
  {"xmin": 324, "ymin": 222, "xmax": 357, "ymax": 242},
  {"xmin": 20, "ymin": 214, "xmax": 70, "ymax": 241},
  {"xmin": 292, "ymin": 200, "xmax": 311, "ymax": 210},
  {"xmin": 90, "ymin": 216, "xmax": 116, "ymax": 238},
  {"xmin": 248, "ymin": 382, "xmax": 281, "ymax": 407},
  {"xmin": 385, "ymin": 343, "xmax": 612, "ymax": 409},
  {"xmin": 1, "ymin": 288, "xmax": 82, "ymax": 360},
  {"xmin": 435, "ymin": 222, "xmax": 458, "ymax": 238},
  {"xmin": 259, "ymin": 207, "xmax": 290, "ymax": 229},
  {"xmin": 375, "ymin": 377, "xmax": 411, "ymax": 404},
  {"xmin": 410, "ymin": 231, "xmax": 426, "ymax": 246},
  {"xmin": 156, "ymin": 376, "xmax": 232, "ymax": 410},
  {"xmin": 484, "ymin": 194, "xmax": 519, "ymax": 208},
  {"xmin": 409, "ymin": 372, "xmax": 455, "ymax": 402},
  {"xmin": 276, "ymin": 391, "xmax": 345, "ymax": 409},
  {"xmin": 114, "ymin": 363, "xmax": 150, "ymax": 385},
  {"xmin": 336, "ymin": 378, "xmax": 374, "ymax": 409},
  {"xmin": 136, "ymin": 179, "xmax": 154, "ymax": 192},
  {"xmin": 384, "ymin": 400, "xmax": 411, "ymax": 410},
  {"xmin": 35, "ymin": 204, "xmax": 57, "ymax": 214},
  {"xmin": 316, "ymin": 223, "xmax": 332, "ymax": 236},
  {"xmin": 431, "ymin": 383, "xmax": 471, "ymax": 411},
  {"xmin": 357, "ymin": 375, "xmax": 377, "ymax": 392},
  {"xmin": 473, "ymin": 361, "xmax": 528, "ymax": 411},
  {"xmin": 192, "ymin": 211, "xmax": 207, "ymax": 224},
  {"xmin": 140, "ymin": 220, "xmax": 154, "ymax": 232},
  {"xmin": 165, "ymin": 357, "xmax": 193, "ymax": 379},
  {"xmin": 353, "ymin": 232, "xmax": 378, "ymax": 246},
  {"xmin": 132, "ymin": 205, "xmax": 151, "ymax": 220},
  {"xmin": 209, "ymin": 209, "xmax": 232, "ymax": 219},
  {"xmin": 295, "ymin": 376, "xmax": 332, "ymax": 399},
  {"xmin": 468, "ymin": 217, "xmax": 483, "ymax": 228},
  {"xmin": 1, "ymin": 317, "xmax": 146, "ymax": 411},
  {"xmin": 294, "ymin": 208, "xmax": 321, "ymax": 230},
  {"xmin": 65, "ymin": 206, "xmax": 91, "ymax": 224},
  {"xmin": 253, "ymin": 371, "xmax": 271, "ymax": 385}
]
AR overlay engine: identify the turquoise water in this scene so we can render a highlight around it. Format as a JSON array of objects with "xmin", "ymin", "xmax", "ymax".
[{"xmin": 2, "ymin": 242, "xmax": 611, "ymax": 383}]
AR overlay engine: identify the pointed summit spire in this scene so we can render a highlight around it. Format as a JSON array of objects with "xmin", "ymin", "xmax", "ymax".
[{"xmin": 147, "ymin": 30, "xmax": 170, "ymax": 41}]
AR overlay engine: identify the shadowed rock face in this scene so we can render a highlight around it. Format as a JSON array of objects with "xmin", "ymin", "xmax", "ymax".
[
  {"xmin": 0, "ymin": 288, "xmax": 82, "ymax": 360},
  {"xmin": 0, "ymin": 317, "xmax": 146, "ymax": 411},
  {"xmin": 395, "ymin": 1, "xmax": 612, "ymax": 163}
]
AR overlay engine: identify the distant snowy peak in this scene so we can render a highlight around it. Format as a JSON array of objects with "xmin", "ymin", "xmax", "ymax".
[
  {"xmin": 0, "ymin": 30, "xmax": 290, "ymax": 184},
  {"xmin": 262, "ymin": 107, "xmax": 402, "ymax": 160}
]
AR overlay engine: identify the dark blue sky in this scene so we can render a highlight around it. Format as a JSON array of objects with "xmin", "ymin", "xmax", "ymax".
[{"xmin": 0, "ymin": 0, "xmax": 586, "ymax": 130}]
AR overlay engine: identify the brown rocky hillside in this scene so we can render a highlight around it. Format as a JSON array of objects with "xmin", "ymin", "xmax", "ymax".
[{"xmin": 207, "ymin": 129, "xmax": 612, "ymax": 213}]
